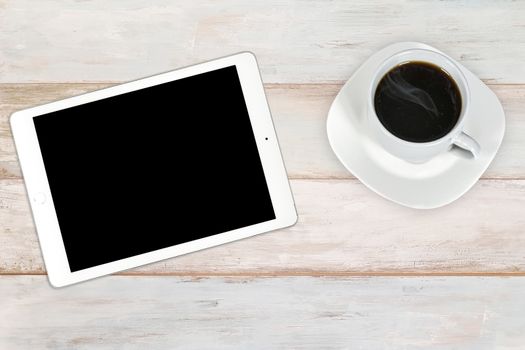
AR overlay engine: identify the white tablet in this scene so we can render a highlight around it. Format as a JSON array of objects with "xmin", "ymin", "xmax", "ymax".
[{"xmin": 11, "ymin": 52, "xmax": 297, "ymax": 287}]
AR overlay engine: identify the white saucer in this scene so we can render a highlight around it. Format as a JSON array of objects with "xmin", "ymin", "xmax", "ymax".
[{"xmin": 326, "ymin": 42, "xmax": 505, "ymax": 209}]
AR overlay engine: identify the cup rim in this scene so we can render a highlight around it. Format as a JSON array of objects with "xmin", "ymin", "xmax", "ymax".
[{"xmin": 368, "ymin": 48, "xmax": 470, "ymax": 146}]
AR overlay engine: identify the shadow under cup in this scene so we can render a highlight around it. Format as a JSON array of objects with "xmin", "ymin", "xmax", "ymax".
[{"xmin": 367, "ymin": 49, "xmax": 479, "ymax": 163}]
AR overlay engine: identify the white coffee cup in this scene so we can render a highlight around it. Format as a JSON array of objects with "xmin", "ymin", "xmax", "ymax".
[{"xmin": 367, "ymin": 49, "xmax": 480, "ymax": 163}]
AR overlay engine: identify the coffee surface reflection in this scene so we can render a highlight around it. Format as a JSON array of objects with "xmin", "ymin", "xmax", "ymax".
[{"xmin": 374, "ymin": 61, "xmax": 462, "ymax": 143}]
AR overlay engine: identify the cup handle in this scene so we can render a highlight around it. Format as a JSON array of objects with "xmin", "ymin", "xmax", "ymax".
[{"xmin": 453, "ymin": 131, "xmax": 480, "ymax": 158}]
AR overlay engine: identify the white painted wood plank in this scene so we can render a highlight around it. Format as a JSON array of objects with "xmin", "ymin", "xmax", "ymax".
[
  {"xmin": 1, "ymin": 84, "xmax": 524, "ymax": 179},
  {"xmin": 2, "ymin": 179, "xmax": 525, "ymax": 274},
  {"xmin": 1, "ymin": 1, "xmax": 525, "ymax": 83},
  {"xmin": 1, "ymin": 275, "xmax": 524, "ymax": 349}
]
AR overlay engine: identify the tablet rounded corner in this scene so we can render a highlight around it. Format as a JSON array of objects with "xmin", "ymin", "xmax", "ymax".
[
  {"xmin": 47, "ymin": 273, "xmax": 67, "ymax": 289},
  {"xmin": 286, "ymin": 210, "xmax": 299, "ymax": 228},
  {"xmin": 238, "ymin": 51, "xmax": 258, "ymax": 65},
  {"xmin": 9, "ymin": 110, "xmax": 25, "ymax": 131}
]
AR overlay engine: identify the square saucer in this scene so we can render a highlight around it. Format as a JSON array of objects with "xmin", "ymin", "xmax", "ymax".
[{"xmin": 326, "ymin": 42, "xmax": 505, "ymax": 209}]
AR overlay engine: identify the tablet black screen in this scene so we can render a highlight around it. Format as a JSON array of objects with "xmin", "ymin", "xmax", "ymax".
[{"xmin": 33, "ymin": 65, "xmax": 276, "ymax": 272}]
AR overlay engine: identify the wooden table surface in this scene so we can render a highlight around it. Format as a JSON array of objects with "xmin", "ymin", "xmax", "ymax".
[{"xmin": 1, "ymin": 1, "xmax": 525, "ymax": 348}]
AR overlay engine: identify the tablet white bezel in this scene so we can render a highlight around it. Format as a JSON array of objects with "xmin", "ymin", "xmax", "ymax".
[{"xmin": 11, "ymin": 52, "xmax": 297, "ymax": 287}]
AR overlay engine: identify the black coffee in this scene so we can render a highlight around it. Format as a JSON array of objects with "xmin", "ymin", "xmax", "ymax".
[{"xmin": 374, "ymin": 61, "xmax": 462, "ymax": 143}]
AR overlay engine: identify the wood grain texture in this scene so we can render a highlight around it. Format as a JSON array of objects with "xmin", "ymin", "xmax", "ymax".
[
  {"xmin": 2, "ymin": 0, "xmax": 525, "ymax": 347},
  {"xmin": 2, "ymin": 178, "xmax": 525, "ymax": 275},
  {"xmin": 1, "ymin": 83, "xmax": 524, "ymax": 179},
  {"xmin": 1, "ymin": 275, "xmax": 525, "ymax": 349},
  {"xmin": 1, "ymin": 0, "xmax": 525, "ymax": 84}
]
